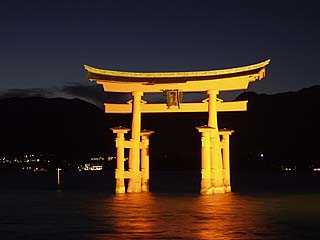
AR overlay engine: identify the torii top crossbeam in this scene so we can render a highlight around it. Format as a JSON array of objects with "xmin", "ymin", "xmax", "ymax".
[{"xmin": 84, "ymin": 59, "xmax": 270, "ymax": 93}]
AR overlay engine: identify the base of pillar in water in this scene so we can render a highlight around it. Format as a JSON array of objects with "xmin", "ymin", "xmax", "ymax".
[
  {"xmin": 200, "ymin": 179, "xmax": 213, "ymax": 194},
  {"xmin": 141, "ymin": 180, "xmax": 149, "ymax": 192},
  {"xmin": 127, "ymin": 178, "xmax": 142, "ymax": 193},
  {"xmin": 224, "ymin": 185, "xmax": 231, "ymax": 193},
  {"xmin": 212, "ymin": 186, "xmax": 226, "ymax": 194},
  {"xmin": 115, "ymin": 179, "xmax": 126, "ymax": 194},
  {"xmin": 115, "ymin": 186, "xmax": 126, "ymax": 194},
  {"xmin": 200, "ymin": 189, "xmax": 212, "ymax": 195}
]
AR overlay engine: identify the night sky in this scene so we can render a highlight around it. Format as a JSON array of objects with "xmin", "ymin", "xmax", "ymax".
[{"xmin": 2, "ymin": 0, "xmax": 320, "ymax": 103}]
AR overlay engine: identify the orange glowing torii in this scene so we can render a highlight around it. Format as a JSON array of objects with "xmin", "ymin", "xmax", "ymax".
[{"xmin": 84, "ymin": 59, "xmax": 270, "ymax": 194}]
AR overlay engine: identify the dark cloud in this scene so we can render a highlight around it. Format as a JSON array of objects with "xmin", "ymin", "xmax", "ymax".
[
  {"xmin": 59, "ymin": 83, "xmax": 132, "ymax": 108},
  {"xmin": 0, "ymin": 85, "xmax": 134, "ymax": 109},
  {"xmin": 0, "ymin": 88, "xmax": 55, "ymax": 99}
]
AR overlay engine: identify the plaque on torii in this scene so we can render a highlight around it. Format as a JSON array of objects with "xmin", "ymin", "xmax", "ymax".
[{"xmin": 84, "ymin": 59, "xmax": 270, "ymax": 194}]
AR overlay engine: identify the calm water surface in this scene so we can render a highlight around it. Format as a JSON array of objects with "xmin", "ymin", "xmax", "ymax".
[{"xmin": 1, "ymin": 171, "xmax": 320, "ymax": 239}]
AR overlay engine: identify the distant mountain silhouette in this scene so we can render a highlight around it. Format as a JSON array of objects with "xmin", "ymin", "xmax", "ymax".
[
  {"xmin": 231, "ymin": 85, "xmax": 320, "ymax": 171},
  {"xmin": 0, "ymin": 97, "xmax": 113, "ymax": 162},
  {"xmin": 0, "ymin": 85, "xmax": 319, "ymax": 171}
]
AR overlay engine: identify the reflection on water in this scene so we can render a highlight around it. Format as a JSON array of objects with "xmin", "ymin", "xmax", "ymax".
[
  {"xmin": 100, "ymin": 193, "xmax": 278, "ymax": 240},
  {"xmin": 98, "ymin": 192, "xmax": 320, "ymax": 239},
  {"xmin": 1, "ymin": 172, "xmax": 320, "ymax": 239}
]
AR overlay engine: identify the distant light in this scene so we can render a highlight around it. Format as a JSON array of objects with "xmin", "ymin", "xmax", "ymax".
[
  {"xmin": 107, "ymin": 156, "xmax": 116, "ymax": 161},
  {"xmin": 260, "ymin": 153, "xmax": 264, "ymax": 157},
  {"xmin": 314, "ymin": 168, "xmax": 320, "ymax": 172}
]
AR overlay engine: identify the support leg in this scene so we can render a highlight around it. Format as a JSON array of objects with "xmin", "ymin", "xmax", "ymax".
[
  {"xmin": 111, "ymin": 127, "xmax": 130, "ymax": 194},
  {"xmin": 208, "ymin": 90, "xmax": 225, "ymax": 193},
  {"xmin": 197, "ymin": 127, "xmax": 214, "ymax": 194},
  {"xmin": 128, "ymin": 91, "xmax": 143, "ymax": 192}
]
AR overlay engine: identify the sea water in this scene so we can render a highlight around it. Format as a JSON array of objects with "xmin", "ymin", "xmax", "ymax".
[{"xmin": 1, "ymin": 171, "xmax": 320, "ymax": 240}]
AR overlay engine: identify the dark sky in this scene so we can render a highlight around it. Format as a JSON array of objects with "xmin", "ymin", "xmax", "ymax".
[{"xmin": 1, "ymin": 0, "xmax": 320, "ymax": 103}]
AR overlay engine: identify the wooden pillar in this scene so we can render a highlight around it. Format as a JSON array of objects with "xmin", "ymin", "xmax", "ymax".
[
  {"xmin": 111, "ymin": 126, "xmax": 130, "ymax": 194},
  {"xmin": 220, "ymin": 129, "xmax": 234, "ymax": 193},
  {"xmin": 207, "ymin": 90, "xmax": 225, "ymax": 193},
  {"xmin": 140, "ymin": 130, "xmax": 154, "ymax": 192},
  {"xmin": 196, "ymin": 126, "xmax": 214, "ymax": 194},
  {"xmin": 127, "ymin": 91, "xmax": 143, "ymax": 193}
]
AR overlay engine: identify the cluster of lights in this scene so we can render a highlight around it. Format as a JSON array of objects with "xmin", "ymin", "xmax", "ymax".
[
  {"xmin": 283, "ymin": 167, "xmax": 294, "ymax": 171},
  {"xmin": 107, "ymin": 156, "xmax": 116, "ymax": 161},
  {"xmin": 0, "ymin": 154, "xmax": 51, "ymax": 164},
  {"xmin": 281, "ymin": 164, "xmax": 296, "ymax": 171},
  {"xmin": 0, "ymin": 154, "xmax": 54, "ymax": 172},
  {"xmin": 21, "ymin": 166, "xmax": 47, "ymax": 172},
  {"xmin": 90, "ymin": 157, "xmax": 105, "ymax": 161},
  {"xmin": 106, "ymin": 156, "xmax": 128, "ymax": 161},
  {"xmin": 91, "ymin": 156, "xmax": 128, "ymax": 162},
  {"xmin": 78, "ymin": 163, "xmax": 103, "ymax": 171},
  {"xmin": 77, "ymin": 155, "xmax": 127, "ymax": 172}
]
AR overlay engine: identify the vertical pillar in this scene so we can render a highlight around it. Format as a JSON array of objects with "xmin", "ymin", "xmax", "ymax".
[
  {"xmin": 207, "ymin": 90, "xmax": 225, "ymax": 193},
  {"xmin": 57, "ymin": 168, "xmax": 61, "ymax": 186},
  {"xmin": 128, "ymin": 91, "xmax": 143, "ymax": 193},
  {"xmin": 196, "ymin": 126, "xmax": 214, "ymax": 194},
  {"xmin": 140, "ymin": 130, "xmax": 154, "ymax": 192},
  {"xmin": 111, "ymin": 126, "xmax": 130, "ymax": 194},
  {"xmin": 220, "ymin": 129, "xmax": 234, "ymax": 193}
]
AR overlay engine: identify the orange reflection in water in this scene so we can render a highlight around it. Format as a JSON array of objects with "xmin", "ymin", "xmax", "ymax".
[
  {"xmin": 109, "ymin": 193, "xmax": 156, "ymax": 237},
  {"xmin": 96, "ymin": 193, "xmax": 272, "ymax": 240},
  {"xmin": 192, "ymin": 194, "xmax": 270, "ymax": 240}
]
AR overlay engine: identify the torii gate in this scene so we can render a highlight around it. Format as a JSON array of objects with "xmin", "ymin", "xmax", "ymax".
[{"xmin": 84, "ymin": 59, "xmax": 270, "ymax": 194}]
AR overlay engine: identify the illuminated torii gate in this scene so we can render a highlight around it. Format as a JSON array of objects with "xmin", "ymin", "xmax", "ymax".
[{"xmin": 84, "ymin": 59, "xmax": 270, "ymax": 194}]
